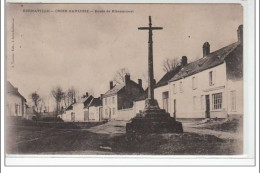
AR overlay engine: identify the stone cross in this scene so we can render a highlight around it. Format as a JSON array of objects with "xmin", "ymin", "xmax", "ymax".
[{"xmin": 138, "ymin": 16, "xmax": 163, "ymax": 101}]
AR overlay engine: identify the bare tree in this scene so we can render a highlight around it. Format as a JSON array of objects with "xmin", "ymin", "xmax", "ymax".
[
  {"xmin": 67, "ymin": 87, "xmax": 77, "ymax": 106},
  {"xmin": 51, "ymin": 86, "xmax": 65, "ymax": 116},
  {"xmin": 31, "ymin": 92, "xmax": 41, "ymax": 113},
  {"xmin": 113, "ymin": 68, "xmax": 130, "ymax": 84},
  {"xmin": 162, "ymin": 57, "xmax": 180, "ymax": 72}
]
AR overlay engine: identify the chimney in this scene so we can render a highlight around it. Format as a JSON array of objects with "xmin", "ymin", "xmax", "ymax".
[
  {"xmin": 203, "ymin": 42, "xmax": 210, "ymax": 57},
  {"xmin": 125, "ymin": 74, "xmax": 130, "ymax": 86},
  {"xmin": 85, "ymin": 92, "xmax": 89, "ymax": 97},
  {"xmin": 181, "ymin": 56, "xmax": 188, "ymax": 66},
  {"xmin": 138, "ymin": 79, "xmax": 142, "ymax": 88},
  {"xmin": 237, "ymin": 25, "xmax": 243, "ymax": 44},
  {"xmin": 110, "ymin": 81, "xmax": 113, "ymax": 89},
  {"xmin": 74, "ymin": 98, "xmax": 76, "ymax": 103}
]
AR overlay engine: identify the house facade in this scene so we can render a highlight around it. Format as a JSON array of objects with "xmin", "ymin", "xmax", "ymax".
[
  {"xmin": 61, "ymin": 94, "xmax": 94, "ymax": 122},
  {"xmin": 102, "ymin": 74, "xmax": 144, "ymax": 120},
  {"xmin": 164, "ymin": 25, "xmax": 243, "ymax": 119},
  {"xmin": 135, "ymin": 25, "xmax": 243, "ymax": 120},
  {"xmin": 6, "ymin": 81, "xmax": 27, "ymax": 119}
]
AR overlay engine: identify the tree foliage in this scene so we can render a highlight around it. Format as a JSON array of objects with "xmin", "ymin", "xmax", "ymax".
[
  {"xmin": 113, "ymin": 68, "xmax": 130, "ymax": 84},
  {"xmin": 162, "ymin": 57, "xmax": 180, "ymax": 72}
]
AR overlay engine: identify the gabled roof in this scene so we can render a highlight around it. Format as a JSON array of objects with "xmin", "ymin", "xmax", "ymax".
[
  {"xmin": 6, "ymin": 81, "xmax": 27, "ymax": 102},
  {"xmin": 103, "ymin": 84, "xmax": 124, "ymax": 97},
  {"xmin": 103, "ymin": 80, "xmax": 143, "ymax": 98},
  {"xmin": 66, "ymin": 95, "xmax": 94, "ymax": 110},
  {"xmin": 169, "ymin": 42, "xmax": 240, "ymax": 82},
  {"xmin": 89, "ymin": 97, "xmax": 102, "ymax": 107},
  {"xmin": 155, "ymin": 65, "xmax": 182, "ymax": 88}
]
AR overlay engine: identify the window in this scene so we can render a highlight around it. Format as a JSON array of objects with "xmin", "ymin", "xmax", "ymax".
[
  {"xmin": 179, "ymin": 81, "xmax": 183, "ymax": 92},
  {"xmin": 209, "ymin": 71, "xmax": 216, "ymax": 86},
  {"xmin": 231, "ymin": 91, "xmax": 236, "ymax": 111},
  {"xmin": 173, "ymin": 84, "xmax": 176, "ymax": 94},
  {"xmin": 200, "ymin": 95, "xmax": 205, "ymax": 110},
  {"xmin": 105, "ymin": 109, "xmax": 108, "ymax": 115},
  {"xmin": 15, "ymin": 104, "xmax": 18, "ymax": 115},
  {"xmin": 193, "ymin": 96, "xmax": 197, "ymax": 110},
  {"xmin": 192, "ymin": 77, "xmax": 197, "ymax": 89},
  {"xmin": 162, "ymin": 91, "xmax": 169, "ymax": 112},
  {"xmin": 212, "ymin": 93, "xmax": 222, "ymax": 110},
  {"xmin": 105, "ymin": 98, "xmax": 107, "ymax": 105},
  {"xmin": 112, "ymin": 97, "xmax": 115, "ymax": 104},
  {"xmin": 112, "ymin": 108, "xmax": 115, "ymax": 115}
]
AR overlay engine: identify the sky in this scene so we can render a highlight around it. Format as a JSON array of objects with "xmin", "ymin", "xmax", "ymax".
[{"xmin": 6, "ymin": 3, "xmax": 243, "ymax": 109}]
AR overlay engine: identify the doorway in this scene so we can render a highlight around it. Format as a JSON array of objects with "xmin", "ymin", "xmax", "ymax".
[
  {"xmin": 84, "ymin": 111, "xmax": 89, "ymax": 121},
  {"xmin": 173, "ymin": 99, "xmax": 176, "ymax": 119},
  {"xmin": 205, "ymin": 95, "xmax": 210, "ymax": 118}
]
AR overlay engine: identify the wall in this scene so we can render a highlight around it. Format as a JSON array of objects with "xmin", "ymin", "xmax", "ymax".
[
  {"xmin": 226, "ymin": 79, "xmax": 243, "ymax": 117},
  {"xmin": 154, "ymin": 85, "xmax": 170, "ymax": 111},
  {"xmin": 168, "ymin": 63, "xmax": 228, "ymax": 118},
  {"xmin": 134, "ymin": 99, "xmax": 145, "ymax": 114},
  {"xmin": 89, "ymin": 106, "xmax": 101, "ymax": 121},
  {"xmin": 61, "ymin": 103, "xmax": 86, "ymax": 122},
  {"xmin": 116, "ymin": 108, "xmax": 135, "ymax": 120},
  {"xmin": 102, "ymin": 95, "xmax": 117, "ymax": 120},
  {"xmin": 6, "ymin": 93, "xmax": 25, "ymax": 118}
]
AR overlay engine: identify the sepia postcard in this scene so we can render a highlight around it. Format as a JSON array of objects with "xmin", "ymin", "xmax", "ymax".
[{"xmin": 3, "ymin": 1, "xmax": 256, "ymax": 166}]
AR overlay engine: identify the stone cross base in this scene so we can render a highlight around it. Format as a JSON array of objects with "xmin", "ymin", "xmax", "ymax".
[
  {"xmin": 144, "ymin": 98, "xmax": 160, "ymax": 110},
  {"xmin": 126, "ymin": 103, "xmax": 183, "ymax": 140}
]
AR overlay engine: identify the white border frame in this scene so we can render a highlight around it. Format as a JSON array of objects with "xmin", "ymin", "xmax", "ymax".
[{"xmin": 1, "ymin": 0, "xmax": 258, "ymax": 168}]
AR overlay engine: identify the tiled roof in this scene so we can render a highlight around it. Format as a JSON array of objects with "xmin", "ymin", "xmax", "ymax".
[
  {"xmin": 66, "ymin": 95, "xmax": 93, "ymax": 110},
  {"xmin": 103, "ymin": 80, "xmax": 143, "ymax": 97},
  {"xmin": 89, "ymin": 97, "xmax": 102, "ymax": 107},
  {"xmin": 155, "ymin": 65, "xmax": 182, "ymax": 88},
  {"xmin": 103, "ymin": 84, "xmax": 124, "ymax": 97},
  {"xmin": 169, "ymin": 42, "xmax": 240, "ymax": 82},
  {"xmin": 6, "ymin": 81, "xmax": 27, "ymax": 102}
]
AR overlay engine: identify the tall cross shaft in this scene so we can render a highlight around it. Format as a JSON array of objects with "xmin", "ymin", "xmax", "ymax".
[{"xmin": 138, "ymin": 16, "xmax": 163, "ymax": 100}]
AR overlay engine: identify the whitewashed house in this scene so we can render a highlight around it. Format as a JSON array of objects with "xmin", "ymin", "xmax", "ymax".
[
  {"xmin": 6, "ymin": 81, "xmax": 27, "ymax": 119},
  {"xmin": 165, "ymin": 25, "xmax": 243, "ymax": 119},
  {"xmin": 88, "ymin": 97, "xmax": 102, "ymax": 121},
  {"xmin": 102, "ymin": 74, "xmax": 144, "ymax": 120},
  {"xmin": 135, "ymin": 25, "xmax": 243, "ymax": 120}
]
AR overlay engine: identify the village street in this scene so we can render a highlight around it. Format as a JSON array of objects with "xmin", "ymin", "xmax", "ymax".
[{"xmin": 6, "ymin": 119, "xmax": 242, "ymax": 155}]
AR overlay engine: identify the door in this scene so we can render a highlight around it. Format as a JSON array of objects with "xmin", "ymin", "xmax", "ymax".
[
  {"xmin": 109, "ymin": 108, "xmax": 111, "ymax": 119},
  {"xmin": 173, "ymin": 99, "xmax": 176, "ymax": 119},
  {"xmin": 84, "ymin": 111, "xmax": 89, "ymax": 121},
  {"xmin": 205, "ymin": 95, "xmax": 210, "ymax": 118},
  {"xmin": 71, "ymin": 112, "xmax": 75, "ymax": 122}
]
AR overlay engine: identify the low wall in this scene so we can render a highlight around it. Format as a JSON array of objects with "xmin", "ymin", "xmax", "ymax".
[{"xmin": 116, "ymin": 108, "xmax": 135, "ymax": 120}]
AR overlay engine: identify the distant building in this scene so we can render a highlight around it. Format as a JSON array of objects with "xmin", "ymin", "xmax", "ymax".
[
  {"xmin": 151, "ymin": 25, "xmax": 243, "ymax": 119},
  {"xmin": 61, "ymin": 93, "xmax": 103, "ymax": 122},
  {"xmin": 6, "ymin": 81, "xmax": 27, "ymax": 119},
  {"xmin": 88, "ymin": 97, "xmax": 102, "ymax": 121},
  {"xmin": 102, "ymin": 74, "xmax": 144, "ymax": 120}
]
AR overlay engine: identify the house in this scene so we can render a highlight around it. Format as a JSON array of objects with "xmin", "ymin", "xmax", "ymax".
[
  {"xmin": 102, "ymin": 74, "xmax": 144, "ymax": 120},
  {"xmin": 158, "ymin": 25, "xmax": 243, "ymax": 119},
  {"xmin": 61, "ymin": 93, "xmax": 93, "ymax": 122},
  {"xmin": 6, "ymin": 81, "xmax": 27, "ymax": 119},
  {"xmin": 134, "ymin": 63, "xmax": 182, "ymax": 114},
  {"xmin": 88, "ymin": 97, "xmax": 102, "ymax": 121}
]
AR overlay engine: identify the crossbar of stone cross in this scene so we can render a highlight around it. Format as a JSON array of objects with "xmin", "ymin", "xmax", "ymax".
[{"xmin": 138, "ymin": 16, "xmax": 163, "ymax": 100}]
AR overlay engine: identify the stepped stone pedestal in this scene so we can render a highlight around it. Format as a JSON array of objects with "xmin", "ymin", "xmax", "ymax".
[{"xmin": 126, "ymin": 99, "xmax": 183, "ymax": 139}]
